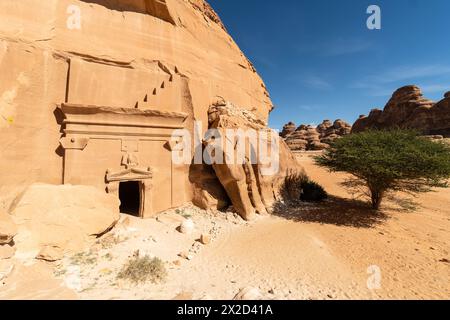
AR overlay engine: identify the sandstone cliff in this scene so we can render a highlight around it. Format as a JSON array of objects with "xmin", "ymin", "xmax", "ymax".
[
  {"xmin": 0, "ymin": 0, "xmax": 275, "ymax": 208},
  {"xmin": 352, "ymin": 85, "xmax": 450, "ymax": 137},
  {"xmin": 0, "ymin": 0, "xmax": 302, "ymax": 229}
]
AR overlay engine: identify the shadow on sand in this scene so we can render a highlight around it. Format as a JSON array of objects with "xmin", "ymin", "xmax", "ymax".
[{"xmin": 272, "ymin": 196, "xmax": 388, "ymax": 229}]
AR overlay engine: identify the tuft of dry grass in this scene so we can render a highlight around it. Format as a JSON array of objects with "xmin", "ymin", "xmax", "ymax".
[
  {"xmin": 117, "ymin": 255, "xmax": 167, "ymax": 285},
  {"xmin": 97, "ymin": 233, "xmax": 128, "ymax": 250},
  {"xmin": 70, "ymin": 251, "xmax": 98, "ymax": 266}
]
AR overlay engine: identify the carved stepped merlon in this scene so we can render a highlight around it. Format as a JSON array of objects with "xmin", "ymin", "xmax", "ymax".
[{"xmin": 136, "ymin": 73, "xmax": 182, "ymax": 111}]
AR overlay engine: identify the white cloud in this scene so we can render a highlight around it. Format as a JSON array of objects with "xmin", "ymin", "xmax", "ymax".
[
  {"xmin": 419, "ymin": 84, "xmax": 449, "ymax": 93},
  {"xmin": 296, "ymin": 38, "xmax": 373, "ymax": 57},
  {"xmin": 372, "ymin": 65, "xmax": 450, "ymax": 83},
  {"xmin": 298, "ymin": 105, "xmax": 313, "ymax": 111},
  {"xmin": 325, "ymin": 38, "xmax": 373, "ymax": 57},
  {"xmin": 302, "ymin": 76, "xmax": 332, "ymax": 90},
  {"xmin": 350, "ymin": 64, "xmax": 450, "ymax": 97}
]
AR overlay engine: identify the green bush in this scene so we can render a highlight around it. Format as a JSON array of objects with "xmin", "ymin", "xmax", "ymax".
[
  {"xmin": 282, "ymin": 171, "xmax": 327, "ymax": 202},
  {"xmin": 300, "ymin": 180, "xmax": 328, "ymax": 202},
  {"xmin": 315, "ymin": 130, "xmax": 450, "ymax": 210}
]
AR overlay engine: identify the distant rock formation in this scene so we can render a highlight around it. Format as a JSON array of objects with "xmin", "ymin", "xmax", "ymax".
[
  {"xmin": 280, "ymin": 122, "xmax": 296, "ymax": 138},
  {"xmin": 281, "ymin": 119, "xmax": 352, "ymax": 151},
  {"xmin": 352, "ymin": 85, "xmax": 450, "ymax": 137}
]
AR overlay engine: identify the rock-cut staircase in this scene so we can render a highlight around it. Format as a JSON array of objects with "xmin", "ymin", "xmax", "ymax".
[{"xmin": 135, "ymin": 73, "xmax": 181, "ymax": 112}]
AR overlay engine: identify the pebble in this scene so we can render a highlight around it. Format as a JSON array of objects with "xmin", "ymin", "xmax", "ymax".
[
  {"xmin": 200, "ymin": 234, "xmax": 211, "ymax": 245},
  {"xmin": 178, "ymin": 219, "xmax": 195, "ymax": 235},
  {"xmin": 173, "ymin": 260, "xmax": 182, "ymax": 266},
  {"xmin": 233, "ymin": 287, "xmax": 262, "ymax": 300}
]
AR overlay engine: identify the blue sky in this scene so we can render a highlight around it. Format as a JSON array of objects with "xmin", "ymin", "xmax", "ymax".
[{"xmin": 208, "ymin": 0, "xmax": 450, "ymax": 130}]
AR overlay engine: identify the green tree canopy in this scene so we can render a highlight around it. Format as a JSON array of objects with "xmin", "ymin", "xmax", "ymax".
[{"xmin": 315, "ymin": 130, "xmax": 450, "ymax": 210}]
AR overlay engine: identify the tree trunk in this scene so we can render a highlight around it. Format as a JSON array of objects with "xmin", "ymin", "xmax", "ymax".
[{"xmin": 370, "ymin": 189, "xmax": 384, "ymax": 210}]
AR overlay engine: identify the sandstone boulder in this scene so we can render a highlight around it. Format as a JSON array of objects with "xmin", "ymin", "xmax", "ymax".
[
  {"xmin": 317, "ymin": 120, "xmax": 333, "ymax": 134},
  {"xmin": 9, "ymin": 184, "xmax": 120, "ymax": 261},
  {"xmin": 233, "ymin": 287, "xmax": 262, "ymax": 300},
  {"xmin": 0, "ymin": 212, "xmax": 17, "ymax": 245},
  {"xmin": 36, "ymin": 245, "xmax": 64, "ymax": 262},
  {"xmin": 352, "ymin": 85, "xmax": 450, "ymax": 137},
  {"xmin": 427, "ymin": 92, "xmax": 450, "ymax": 137},
  {"xmin": 178, "ymin": 219, "xmax": 195, "ymax": 235},
  {"xmin": 280, "ymin": 122, "xmax": 297, "ymax": 138},
  {"xmin": 192, "ymin": 187, "xmax": 229, "ymax": 211},
  {"xmin": 0, "ymin": 244, "xmax": 15, "ymax": 260},
  {"xmin": 0, "ymin": 261, "xmax": 14, "ymax": 282},
  {"xmin": 200, "ymin": 233, "xmax": 211, "ymax": 245},
  {"xmin": 297, "ymin": 124, "xmax": 309, "ymax": 131},
  {"xmin": 285, "ymin": 138, "xmax": 308, "ymax": 151},
  {"xmin": 283, "ymin": 119, "xmax": 351, "ymax": 151},
  {"xmin": 206, "ymin": 100, "xmax": 304, "ymax": 220},
  {"xmin": 333, "ymin": 119, "xmax": 346, "ymax": 129},
  {"xmin": 309, "ymin": 141, "xmax": 330, "ymax": 151},
  {"xmin": 191, "ymin": 170, "xmax": 230, "ymax": 211}
]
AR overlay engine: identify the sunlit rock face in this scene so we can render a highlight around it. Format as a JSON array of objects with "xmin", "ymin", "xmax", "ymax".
[
  {"xmin": 0, "ymin": 0, "xmax": 285, "ymax": 218},
  {"xmin": 282, "ymin": 120, "xmax": 352, "ymax": 152},
  {"xmin": 352, "ymin": 85, "xmax": 450, "ymax": 137}
]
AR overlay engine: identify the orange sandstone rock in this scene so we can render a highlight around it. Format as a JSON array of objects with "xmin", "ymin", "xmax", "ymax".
[
  {"xmin": 0, "ymin": 0, "xmax": 274, "ymax": 218},
  {"xmin": 352, "ymin": 85, "xmax": 450, "ymax": 137}
]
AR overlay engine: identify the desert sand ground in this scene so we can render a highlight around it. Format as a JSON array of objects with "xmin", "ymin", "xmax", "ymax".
[{"xmin": 1, "ymin": 154, "xmax": 449, "ymax": 300}]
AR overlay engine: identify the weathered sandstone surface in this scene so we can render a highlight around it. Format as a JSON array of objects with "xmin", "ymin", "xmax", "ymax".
[
  {"xmin": 0, "ymin": 212, "xmax": 17, "ymax": 245},
  {"xmin": 9, "ymin": 184, "xmax": 120, "ymax": 262},
  {"xmin": 352, "ymin": 85, "xmax": 450, "ymax": 137},
  {"xmin": 282, "ymin": 119, "xmax": 352, "ymax": 151},
  {"xmin": 0, "ymin": 0, "xmax": 303, "ymax": 257},
  {"xmin": 205, "ymin": 100, "xmax": 303, "ymax": 220},
  {"xmin": 0, "ymin": 0, "xmax": 273, "ymax": 205}
]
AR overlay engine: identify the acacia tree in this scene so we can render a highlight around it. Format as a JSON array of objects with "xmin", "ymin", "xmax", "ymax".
[{"xmin": 315, "ymin": 130, "xmax": 450, "ymax": 210}]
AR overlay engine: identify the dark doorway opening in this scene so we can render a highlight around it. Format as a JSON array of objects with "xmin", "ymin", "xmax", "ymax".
[{"xmin": 119, "ymin": 181, "xmax": 141, "ymax": 217}]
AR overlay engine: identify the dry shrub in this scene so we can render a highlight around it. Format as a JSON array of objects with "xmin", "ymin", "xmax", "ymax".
[{"xmin": 118, "ymin": 255, "xmax": 167, "ymax": 284}]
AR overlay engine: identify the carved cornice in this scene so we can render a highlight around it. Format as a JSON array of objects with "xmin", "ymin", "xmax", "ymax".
[
  {"xmin": 106, "ymin": 167, "xmax": 153, "ymax": 183},
  {"xmin": 59, "ymin": 103, "xmax": 188, "ymax": 139}
]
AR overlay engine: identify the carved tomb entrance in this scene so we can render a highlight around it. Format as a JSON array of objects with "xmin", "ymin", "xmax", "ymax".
[{"xmin": 59, "ymin": 103, "xmax": 188, "ymax": 218}]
